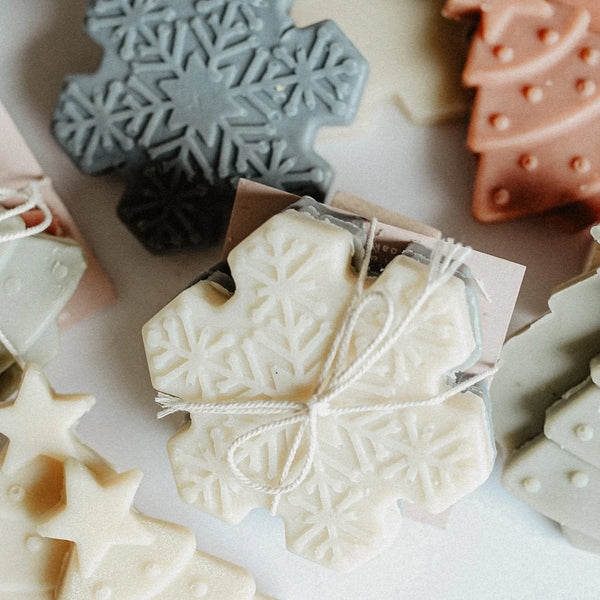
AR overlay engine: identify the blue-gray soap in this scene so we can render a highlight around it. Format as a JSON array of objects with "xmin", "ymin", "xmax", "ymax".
[{"xmin": 53, "ymin": 0, "xmax": 368, "ymax": 252}]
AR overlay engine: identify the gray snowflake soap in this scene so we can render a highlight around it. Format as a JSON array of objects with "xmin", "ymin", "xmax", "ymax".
[
  {"xmin": 142, "ymin": 200, "xmax": 505, "ymax": 571},
  {"xmin": 52, "ymin": 0, "xmax": 368, "ymax": 252}
]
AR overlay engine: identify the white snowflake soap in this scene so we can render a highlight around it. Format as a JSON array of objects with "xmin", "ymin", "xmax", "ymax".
[
  {"xmin": 0, "ymin": 364, "xmax": 269, "ymax": 599},
  {"xmin": 143, "ymin": 202, "xmax": 497, "ymax": 571}
]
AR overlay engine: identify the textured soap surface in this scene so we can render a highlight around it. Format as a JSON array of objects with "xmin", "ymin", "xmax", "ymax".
[
  {"xmin": 0, "ymin": 365, "xmax": 269, "ymax": 599},
  {"xmin": 143, "ymin": 208, "xmax": 495, "ymax": 571},
  {"xmin": 492, "ymin": 229, "xmax": 600, "ymax": 451},
  {"xmin": 503, "ymin": 356, "xmax": 600, "ymax": 551},
  {"xmin": 291, "ymin": 0, "xmax": 471, "ymax": 134},
  {"xmin": 0, "ymin": 208, "xmax": 86, "ymax": 398},
  {"xmin": 53, "ymin": 0, "xmax": 367, "ymax": 252},
  {"xmin": 445, "ymin": 0, "xmax": 600, "ymax": 228}
]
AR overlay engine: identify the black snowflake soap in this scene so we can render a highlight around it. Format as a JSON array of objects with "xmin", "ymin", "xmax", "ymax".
[{"xmin": 53, "ymin": 0, "xmax": 368, "ymax": 252}]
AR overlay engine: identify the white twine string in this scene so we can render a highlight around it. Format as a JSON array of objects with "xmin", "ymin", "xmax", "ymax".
[
  {"xmin": 0, "ymin": 178, "xmax": 53, "ymax": 369},
  {"xmin": 0, "ymin": 178, "xmax": 53, "ymax": 244},
  {"xmin": 157, "ymin": 224, "xmax": 497, "ymax": 513}
]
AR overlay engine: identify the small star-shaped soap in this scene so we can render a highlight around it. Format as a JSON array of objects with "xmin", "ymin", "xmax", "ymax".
[
  {"xmin": 37, "ymin": 459, "xmax": 154, "ymax": 578},
  {"xmin": 0, "ymin": 365, "xmax": 94, "ymax": 474},
  {"xmin": 445, "ymin": 0, "xmax": 553, "ymax": 41}
]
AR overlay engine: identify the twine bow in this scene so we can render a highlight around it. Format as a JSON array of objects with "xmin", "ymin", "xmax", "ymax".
[
  {"xmin": 157, "ymin": 222, "xmax": 497, "ymax": 513},
  {"xmin": 0, "ymin": 178, "xmax": 52, "ymax": 244}
]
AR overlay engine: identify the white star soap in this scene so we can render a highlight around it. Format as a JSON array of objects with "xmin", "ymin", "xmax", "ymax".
[
  {"xmin": 41, "ymin": 460, "xmax": 262, "ymax": 600},
  {"xmin": 290, "ymin": 0, "xmax": 471, "ymax": 137},
  {"xmin": 144, "ymin": 207, "xmax": 495, "ymax": 570},
  {"xmin": 0, "ymin": 365, "xmax": 97, "ymax": 474},
  {"xmin": 492, "ymin": 228, "xmax": 600, "ymax": 452},
  {"xmin": 0, "ymin": 365, "xmax": 268, "ymax": 598},
  {"xmin": 38, "ymin": 461, "xmax": 155, "ymax": 578},
  {"xmin": 0, "ymin": 365, "xmax": 103, "ymax": 599},
  {"xmin": 0, "ymin": 208, "xmax": 86, "ymax": 387}
]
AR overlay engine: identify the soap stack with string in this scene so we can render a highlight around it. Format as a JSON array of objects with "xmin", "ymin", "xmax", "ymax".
[
  {"xmin": 0, "ymin": 364, "xmax": 270, "ymax": 599},
  {"xmin": 492, "ymin": 226, "xmax": 600, "ymax": 552},
  {"xmin": 143, "ymin": 186, "xmax": 524, "ymax": 571}
]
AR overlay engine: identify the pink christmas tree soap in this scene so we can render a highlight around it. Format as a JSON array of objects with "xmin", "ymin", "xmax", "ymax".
[{"xmin": 445, "ymin": 0, "xmax": 600, "ymax": 228}]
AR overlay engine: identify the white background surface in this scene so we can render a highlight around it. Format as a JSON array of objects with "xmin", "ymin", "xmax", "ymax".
[{"xmin": 1, "ymin": 2, "xmax": 599, "ymax": 598}]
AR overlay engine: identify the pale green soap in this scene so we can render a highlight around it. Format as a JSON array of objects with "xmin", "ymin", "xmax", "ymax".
[
  {"xmin": 503, "ymin": 434, "xmax": 600, "ymax": 540},
  {"xmin": 545, "ymin": 356, "xmax": 600, "ymax": 469},
  {"xmin": 0, "ymin": 210, "xmax": 86, "ymax": 394},
  {"xmin": 492, "ymin": 258, "xmax": 600, "ymax": 451}
]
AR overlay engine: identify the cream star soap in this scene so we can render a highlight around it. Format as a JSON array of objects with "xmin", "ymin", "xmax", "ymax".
[
  {"xmin": 143, "ymin": 201, "xmax": 508, "ymax": 571},
  {"xmin": 0, "ymin": 364, "xmax": 270, "ymax": 599},
  {"xmin": 0, "ymin": 364, "xmax": 109, "ymax": 599},
  {"xmin": 291, "ymin": 0, "xmax": 471, "ymax": 135},
  {"xmin": 38, "ymin": 459, "xmax": 261, "ymax": 600}
]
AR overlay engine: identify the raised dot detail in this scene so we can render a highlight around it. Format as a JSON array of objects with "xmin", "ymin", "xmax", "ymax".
[
  {"xmin": 519, "ymin": 154, "xmax": 538, "ymax": 171},
  {"xmin": 144, "ymin": 562, "xmax": 161, "ymax": 578},
  {"xmin": 7, "ymin": 484, "xmax": 25, "ymax": 503},
  {"xmin": 52, "ymin": 262, "xmax": 68, "ymax": 281},
  {"xmin": 4, "ymin": 277, "xmax": 21, "ymax": 295},
  {"xmin": 570, "ymin": 471, "xmax": 589, "ymax": 488},
  {"xmin": 490, "ymin": 113, "xmax": 510, "ymax": 130},
  {"xmin": 494, "ymin": 45, "xmax": 514, "ymax": 62},
  {"xmin": 571, "ymin": 156, "xmax": 591, "ymax": 174},
  {"xmin": 492, "ymin": 188, "xmax": 510, "ymax": 206},
  {"xmin": 523, "ymin": 85, "xmax": 543, "ymax": 103},
  {"xmin": 522, "ymin": 477, "xmax": 541, "ymax": 493},
  {"xmin": 190, "ymin": 581, "xmax": 209, "ymax": 597},
  {"xmin": 539, "ymin": 28, "xmax": 559, "ymax": 44},
  {"xmin": 93, "ymin": 584, "xmax": 112, "ymax": 600},
  {"xmin": 575, "ymin": 424, "xmax": 594, "ymax": 441},
  {"xmin": 576, "ymin": 78, "xmax": 596, "ymax": 97},
  {"xmin": 25, "ymin": 535, "xmax": 43, "ymax": 552},
  {"xmin": 581, "ymin": 47, "xmax": 600, "ymax": 65}
]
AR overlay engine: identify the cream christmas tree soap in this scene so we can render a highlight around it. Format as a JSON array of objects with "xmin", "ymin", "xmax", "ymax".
[
  {"xmin": 291, "ymin": 0, "xmax": 471, "ymax": 135},
  {"xmin": 143, "ymin": 196, "xmax": 524, "ymax": 571},
  {"xmin": 0, "ymin": 364, "xmax": 269, "ymax": 599}
]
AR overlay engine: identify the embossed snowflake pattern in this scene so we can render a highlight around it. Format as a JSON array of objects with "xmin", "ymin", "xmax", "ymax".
[
  {"xmin": 143, "ymin": 208, "xmax": 495, "ymax": 570},
  {"xmin": 53, "ymin": 0, "xmax": 368, "ymax": 252}
]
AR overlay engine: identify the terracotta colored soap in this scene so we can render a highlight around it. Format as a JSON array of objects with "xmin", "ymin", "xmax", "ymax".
[
  {"xmin": 53, "ymin": 0, "xmax": 368, "ymax": 252},
  {"xmin": 0, "ymin": 365, "xmax": 269, "ymax": 599},
  {"xmin": 445, "ymin": 0, "xmax": 600, "ymax": 228},
  {"xmin": 291, "ymin": 0, "xmax": 471, "ymax": 136},
  {"xmin": 143, "ymin": 199, "xmax": 506, "ymax": 571}
]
